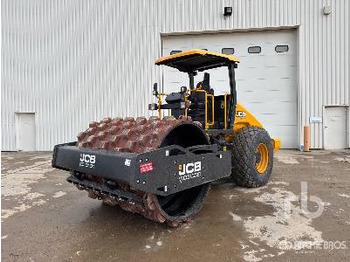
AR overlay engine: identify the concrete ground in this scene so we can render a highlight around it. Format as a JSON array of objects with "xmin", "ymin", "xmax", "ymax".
[{"xmin": 1, "ymin": 150, "xmax": 350, "ymax": 262}]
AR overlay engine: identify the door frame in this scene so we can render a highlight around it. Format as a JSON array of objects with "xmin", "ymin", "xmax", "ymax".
[
  {"xmin": 15, "ymin": 112, "xmax": 36, "ymax": 151},
  {"xmin": 322, "ymin": 105, "xmax": 350, "ymax": 149},
  {"xmin": 160, "ymin": 25, "xmax": 299, "ymax": 37}
]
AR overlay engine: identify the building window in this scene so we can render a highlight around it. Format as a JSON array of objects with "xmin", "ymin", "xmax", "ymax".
[
  {"xmin": 248, "ymin": 46, "xmax": 261, "ymax": 54},
  {"xmin": 222, "ymin": 48, "xmax": 234, "ymax": 55},
  {"xmin": 275, "ymin": 45, "xmax": 289, "ymax": 53},
  {"xmin": 170, "ymin": 50, "xmax": 182, "ymax": 55}
]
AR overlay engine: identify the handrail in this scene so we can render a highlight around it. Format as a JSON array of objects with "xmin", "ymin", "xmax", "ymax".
[
  {"xmin": 184, "ymin": 89, "xmax": 215, "ymax": 130},
  {"xmin": 156, "ymin": 93, "xmax": 168, "ymax": 118},
  {"xmin": 207, "ymin": 93, "xmax": 215, "ymax": 129},
  {"xmin": 224, "ymin": 93, "xmax": 228, "ymax": 129}
]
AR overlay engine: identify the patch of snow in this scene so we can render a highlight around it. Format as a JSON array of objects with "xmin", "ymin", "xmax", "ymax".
[
  {"xmin": 275, "ymin": 154, "xmax": 299, "ymax": 164},
  {"xmin": 1, "ymin": 199, "xmax": 47, "ymax": 220},
  {"xmin": 229, "ymin": 212, "xmax": 242, "ymax": 221},
  {"xmin": 244, "ymin": 250, "xmax": 262, "ymax": 262},
  {"xmin": 1, "ymin": 203, "xmax": 31, "ymax": 219},
  {"xmin": 243, "ymin": 187, "xmax": 323, "ymax": 250},
  {"xmin": 334, "ymin": 157, "xmax": 350, "ymax": 164},
  {"xmin": 144, "ymin": 232, "xmax": 165, "ymax": 251},
  {"xmin": 338, "ymin": 193, "xmax": 350, "ymax": 198},
  {"xmin": 24, "ymin": 192, "xmax": 45, "ymax": 200},
  {"xmin": 270, "ymin": 181, "xmax": 289, "ymax": 186},
  {"xmin": 235, "ymin": 187, "xmax": 266, "ymax": 194},
  {"xmin": 53, "ymin": 191, "xmax": 67, "ymax": 198},
  {"xmin": 1, "ymin": 161, "xmax": 51, "ymax": 221},
  {"xmin": 239, "ymin": 241, "xmax": 249, "ymax": 250},
  {"xmin": 1, "ymin": 173, "xmax": 46, "ymax": 197},
  {"xmin": 239, "ymin": 187, "xmax": 326, "ymax": 261},
  {"xmin": 277, "ymin": 251, "xmax": 285, "ymax": 256},
  {"xmin": 2, "ymin": 160, "xmax": 52, "ymax": 197}
]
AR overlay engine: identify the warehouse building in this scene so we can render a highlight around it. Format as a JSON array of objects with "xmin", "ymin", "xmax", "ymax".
[{"xmin": 2, "ymin": 0, "xmax": 349, "ymax": 151}]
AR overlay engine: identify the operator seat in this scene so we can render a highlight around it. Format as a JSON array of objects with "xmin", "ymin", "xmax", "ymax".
[{"xmin": 188, "ymin": 73, "xmax": 214, "ymax": 124}]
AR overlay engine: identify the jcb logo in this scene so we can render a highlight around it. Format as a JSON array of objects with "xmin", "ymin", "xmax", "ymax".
[
  {"xmin": 179, "ymin": 161, "xmax": 201, "ymax": 175},
  {"xmin": 178, "ymin": 161, "xmax": 202, "ymax": 183},
  {"xmin": 236, "ymin": 111, "xmax": 246, "ymax": 118},
  {"xmin": 79, "ymin": 153, "xmax": 96, "ymax": 169},
  {"xmin": 80, "ymin": 154, "xmax": 96, "ymax": 163}
]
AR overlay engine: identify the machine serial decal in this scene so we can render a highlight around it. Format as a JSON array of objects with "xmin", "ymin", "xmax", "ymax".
[
  {"xmin": 79, "ymin": 153, "xmax": 96, "ymax": 169},
  {"xmin": 178, "ymin": 161, "xmax": 202, "ymax": 183}
]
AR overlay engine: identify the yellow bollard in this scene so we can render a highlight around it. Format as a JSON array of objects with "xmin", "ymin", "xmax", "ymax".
[{"xmin": 304, "ymin": 125, "xmax": 310, "ymax": 152}]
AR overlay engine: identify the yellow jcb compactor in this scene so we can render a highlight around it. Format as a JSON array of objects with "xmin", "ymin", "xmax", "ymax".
[{"xmin": 52, "ymin": 50, "xmax": 280, "ymax": 227}]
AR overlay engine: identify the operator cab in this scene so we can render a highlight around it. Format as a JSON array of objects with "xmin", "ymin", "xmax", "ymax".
[
  {"xmin": 164, "ymin": 73, "xmax": 232, "ymax": 130},
  {"xmin": 151, "ymin": 49, "xmax": 239, "ymax": 132}
]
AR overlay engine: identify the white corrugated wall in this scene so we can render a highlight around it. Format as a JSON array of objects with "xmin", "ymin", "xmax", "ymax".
[{"xmin": 2, "ymin": 0, "xmax": 349, "ymax": 150}]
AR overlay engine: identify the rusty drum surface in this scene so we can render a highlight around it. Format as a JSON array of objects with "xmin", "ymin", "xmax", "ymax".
[{"xmin": 76, "ymin": 116, "xmax": 209, "ymax": 227}]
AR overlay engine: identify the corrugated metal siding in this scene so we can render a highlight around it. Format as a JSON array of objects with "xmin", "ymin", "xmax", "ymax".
[{"xmin": 2, "ymin": 0, "xmax": 349, "ymax": 150}]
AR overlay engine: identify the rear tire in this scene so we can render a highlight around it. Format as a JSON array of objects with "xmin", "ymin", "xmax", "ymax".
[{"xmin": 231, "ymin": 126, "xmax": 273, "ymax": 188}]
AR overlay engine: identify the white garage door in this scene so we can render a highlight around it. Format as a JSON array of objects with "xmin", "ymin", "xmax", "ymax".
[{"xmin": 162, "ymin": 30, "xmax": 298, "ymax": 148}]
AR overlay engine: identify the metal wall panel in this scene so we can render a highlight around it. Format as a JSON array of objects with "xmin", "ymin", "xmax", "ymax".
[{"xmin": 2, "ymin": 0, "xmax": 349, "ymax": 150}]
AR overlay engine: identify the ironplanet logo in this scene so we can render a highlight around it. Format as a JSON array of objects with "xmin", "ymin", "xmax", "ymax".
[{"xmin": 178, "ymin": 161, "xmax": 201, "ymax": 183}]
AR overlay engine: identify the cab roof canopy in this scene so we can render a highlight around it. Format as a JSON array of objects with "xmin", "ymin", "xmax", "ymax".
[{"xmin": 155, "ymin": 49, "xmax": 239, "ymax": 73}]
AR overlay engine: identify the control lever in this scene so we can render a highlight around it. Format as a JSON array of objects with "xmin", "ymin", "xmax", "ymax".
[{"xmin": 153, "ymin": 83, "xmax": 158, "ymax": 96}]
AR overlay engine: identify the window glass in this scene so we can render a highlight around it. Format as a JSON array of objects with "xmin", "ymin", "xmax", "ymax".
[
  {"xmin": 248, "ymin": 46, "xmax": 261, "ymax": 54},
  {"xmin": 275, "ymin": 45, "xmax": 289, "ymax": 53},
  {"xmin": 222, "ymin": 48, "xmax": 235, "ymax": 55}
]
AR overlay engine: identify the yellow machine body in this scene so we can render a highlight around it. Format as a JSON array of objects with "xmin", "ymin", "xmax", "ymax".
[
  {"xmin": 234, "ymin": 103, "xmax": 280, "ymax": 152},
  {"xmin": 155, "ymin": 49, "xmax": 240, "ymax": 65}
]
